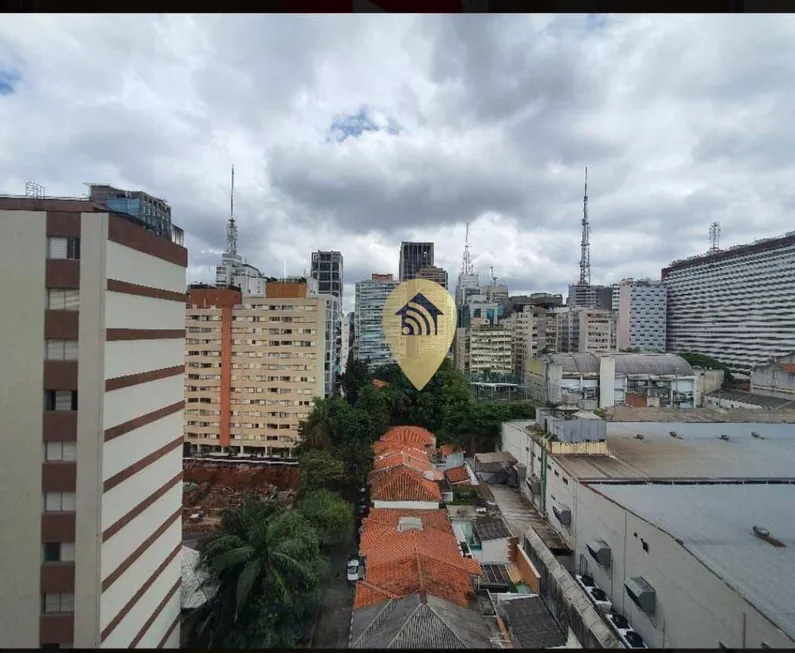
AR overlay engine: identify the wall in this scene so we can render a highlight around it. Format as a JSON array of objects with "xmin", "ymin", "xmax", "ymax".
[
  {"xmin": 751, "ymin": 357, "xmax": 795, "ymax": 399},
  {"xmin": 599, "ymin": 356, "xmax": 616, "ymax": 408},
  {"xmin": 0, "ymin": 210, "xmax": 48, "ymax": 647},
  {"xmin": 573, "ymin": 484, "xmax": 794, "ymax": 649},
  {"xmin": 371, "ymin": 500, "xmax": 442, "ymax": 510}
]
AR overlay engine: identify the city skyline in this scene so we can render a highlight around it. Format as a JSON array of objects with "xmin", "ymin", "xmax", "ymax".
[{"xmin": 2, "ymin": 15, "xmax": 794, "ymax": 314}]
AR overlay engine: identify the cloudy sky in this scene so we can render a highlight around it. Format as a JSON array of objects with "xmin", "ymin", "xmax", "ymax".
[{"xmin": 1, "ymin": 14, "xmax": 794, "ymax": 312}]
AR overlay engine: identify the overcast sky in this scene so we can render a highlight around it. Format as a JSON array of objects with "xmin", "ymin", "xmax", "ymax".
[{"xmin": 2, "ymin": 15, "xmax": 794, "ymax": 313}]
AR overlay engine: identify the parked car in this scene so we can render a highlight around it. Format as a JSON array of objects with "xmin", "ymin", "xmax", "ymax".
[{"xmin": 347, "ymin": 556, "xmax": 361, "ymax": 584}]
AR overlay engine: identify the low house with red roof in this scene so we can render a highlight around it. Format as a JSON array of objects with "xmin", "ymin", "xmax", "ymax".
[
  {"xmin": 369, "ymin": 467, "xmax": 442, "ymax": 510},
  {"xmin": 446, "ymin": 464, "xmax": 474, "ymax": 487},
  {"xmin": 380, "ymin": 425, "xmax": 436, "ymax": 450},
  {"xmin": 437, "ymin": 442, "xmax": 466, "ymax": 470}
]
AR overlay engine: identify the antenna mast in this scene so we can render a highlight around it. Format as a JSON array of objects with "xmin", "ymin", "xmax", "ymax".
[
  {"xmin": 579, "ymin": 166, "xmax": 591, "ymax": 285},
  {"xmin": 490, "ymin": 265, "xmax": 498, "ymax": 285},
  {"xmin": 461, "ymin": 222, "xmax": 474, "ymax": 275},
  {"xmin": 709, "ymin": 221, "xmax": 721, "ymax": 254},
  {"xmin": 226, "ymin": 165, "xmax": 238, "ymax": 257}
]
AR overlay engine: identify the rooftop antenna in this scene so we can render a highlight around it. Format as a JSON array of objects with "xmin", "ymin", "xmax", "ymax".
[
  {"xmin": 490, "ymin": 265, "xmax": 498, "ymax": 285},
  {"xmin": 226, "ymin": 165, "xmax": 238, "ymax": 257},
  {"xmin": 709, "ymin": 221, "xmax": 721, "ymax": 254},
  {"xmin": 461, "ymin": 222, "xmax": 474, "ymax": 275},
  {"xmin": 579, "ymin": 166, "xmax": 591, "ymax": 285},
  {"xmin": 25, "ymin": 181, "xmax": 45, "ymax": 199}
]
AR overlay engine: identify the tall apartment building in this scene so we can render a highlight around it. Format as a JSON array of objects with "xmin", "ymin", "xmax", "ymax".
[
  {"xmin": 310, "ymin": 250, "xmax": 343, "ymax": 300},
  {"xmin": 354, "ymin": 273, "xmax": 401, "ymax": 370},
  {"xmin": 663, "ymin": 232, "xmax": 795, "ymax": 371},
  {"xmin": 0, "ymin": 195, "xmax": 187, "ymax": 648},
  {"xmin": 567, "ymin": 283, "xmax": 613, "ymax": 310},
  {"xmin": 185, "ymin": 280, "xmax": 327, "ymax": 457},
  {"xmin": 616, "ymin": 278, "xmax": 667, "ymax": 352},
  {"xmin": 456, "ymin": 319, "xmax": 512, "ymax": 377},
  {"xmin": 511, "ymin": 305, "xmax": 557, "ymax": 375},
  {"xmin": 557, "ymin": 307, "xmax": 616, "ymax": 353},
  {"xmin": 417, "ymin": 265, "xmax": 448, "ymax": 290},
  {"xmin": 399, "ymin": 242, "xmax": 434, "ymax": 282},
  {"xmin": 88, "ymin": 184, "xmax": 173, "ymax": 241}
]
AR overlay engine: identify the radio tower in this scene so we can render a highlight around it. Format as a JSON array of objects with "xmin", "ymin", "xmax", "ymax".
[
  {"xmin": 226, "ymin": 165, "xmax": 239, "ymax": 257},
  {"xmin": 709, "ymin": 221, "xmax": 721, "ymax": 254},
  {"xmin": 579, "ymin": 167, "xmax": 591, "ymax": 285},
  {"xmin": 461, "ymin": 221, "xmax": 474, "ymax": 275}
]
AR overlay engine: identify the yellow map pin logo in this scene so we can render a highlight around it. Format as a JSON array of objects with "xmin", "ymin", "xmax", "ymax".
[{"xmin": 382, "ymin": 279, "xmax": 457, "ymax": 390}]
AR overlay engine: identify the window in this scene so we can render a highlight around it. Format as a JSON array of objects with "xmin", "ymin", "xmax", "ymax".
[
  {"xmin": 43, "ymin": 542, "xmax": 75, "ymax": 563},
  {"xmin": 44, "ymin": 390, "xmax": 78, "ymax": 411},
  {"xmin": 47, "ymin": 289, "xmax": 80, "ymax": 310},
  {"xmin": 45, "ymin": 340, "xmax": 79, "ymax": 360},
  {"xmin": 42, "ymin": 593, "xmax": 75, "ymax": 613},
  {"xmin": 47, "ymin": 237, "xmax": 80, "ymax": 260},
  {"xmin": 45, "ymin": 442, "xmax": 77, "ymax": 462},
  {"xmin": 44, "ymin": 492, "xmax": 76, "ymax": 512}
]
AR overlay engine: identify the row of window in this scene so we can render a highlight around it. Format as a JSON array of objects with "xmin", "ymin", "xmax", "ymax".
[
  {"xmin": 45, "ymin": 390, "xmax": 78, "ymax": 411},
  {"xmin": 47, "ymin": 237, "xmax": 80, "ymax": 261},
  {"xmin": 47, "ymin": 289, "xmax": 80, "ymax": 310},
  {"xmin": 44, "ymin": 541, "xmax": 75, "ymax": 563},
  {"xmin": 46, "ymin": 339, "xmax": 78, "ymax": 360},
  {"xmin": 45, "ymin": 492, "xmax": 75, "ymax": 512}
]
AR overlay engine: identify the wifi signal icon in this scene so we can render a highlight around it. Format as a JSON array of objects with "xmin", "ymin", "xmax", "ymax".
[{"xmin": 395, "ymin": 292, "xmax": 444, "ymax": 336}]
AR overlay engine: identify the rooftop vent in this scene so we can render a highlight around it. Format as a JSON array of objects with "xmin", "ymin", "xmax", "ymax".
[
  {"xmin": 625, "ymin": 576, "xmax": 656, "ymax": 614},
  {"xmin": 552, "ymin": 504, "xmax": 572, "ymax": 526},
  {"xmin": 751, "ymin": 431, "xmax": 764, "ymax": 439},
  {"xmin": 719, "ymin": 434, "xmax": 731, "ymax": 441},
  {"xmin": 753, "ymin": 525, "xmax": 786, "ymax": 548},
  {"xmin": 635, "ymin": 433, "xmax": 645, "ymax": 440},
  {"xmin": 669, "ymin": 431, "xmax": 677, "ymax": 438},
  {"xmin": 586, "ymin": 539, "xmax": 612, "ymax": 568},
  {"xmin": 398, "ymin": 516, "xmax": 423, "ymax": 533}
]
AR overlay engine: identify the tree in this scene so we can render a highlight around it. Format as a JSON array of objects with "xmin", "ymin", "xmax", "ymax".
[
  {"xmin": 189, "ymin": 496, "xmax": 328, "ymax": 648},
  {"xmin": 297, "ymin": 397, "xmax": 336, "ymax": 452},
  {"xmin": 355, "ymin": 383, "xmax": 391, "ymax": 435},
  {"xmin": 297, "ymin": 489, "xmax": 355, "ymax": 550},
  {"xmin": 341, "ymin": 352, "xmax": 370, "ymax": 406},
  {"xmin": 298, "ymin": 450, "xmax": 345, "ymax": 493},
  {"xmin": 680, "ymin": 351, "xmax": 734, "ymax": 384}
]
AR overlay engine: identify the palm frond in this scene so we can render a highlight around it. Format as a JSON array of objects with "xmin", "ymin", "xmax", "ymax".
[{"xmin": 234, "ymin": 556, "xmax": 263, "ymax": 620}]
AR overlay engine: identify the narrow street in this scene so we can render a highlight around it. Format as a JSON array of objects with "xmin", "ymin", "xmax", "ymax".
[{"xmin": 310, "ymin": 528, "xmax": 356, "ymax": 648}]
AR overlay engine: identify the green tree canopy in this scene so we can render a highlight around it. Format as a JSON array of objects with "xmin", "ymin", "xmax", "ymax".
[
  {"xmin": 298, "ymin": 449, "xmax": 346, "ymax": 493},
  {"xmin": 680, "ymin": 351, "xmax": 734, "ymax": 384},
  {"xmin": 297, "ymin": 489, "xmax": 355, "ymax": 550}
]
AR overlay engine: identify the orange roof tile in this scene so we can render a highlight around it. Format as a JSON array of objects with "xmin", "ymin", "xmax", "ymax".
[
  {"xmin": 355, "ymin": 509, "xmax": 481, "ymax": 609},
  {"xmin": 373, "ymin": 440, "xmax": 429, "ymax": 457},
  {"xmin": 372, "ymin": 379, "xmax": 390, "ymax": 389},
  {"xmin": 782, "ymin": 363, "xmax": 795, "ymax": 375},
  {"xmin": 381, "ymin": 425, "xmax": 435, "ymax": 448},
  {"xmin": 369, "ymin": 467, "xmax": 442, "ymax": 502},
  {"xmin": 373, "ymin": 449, "xmax": 432, "ymax": 473},
  {"xmin": 439, "ymin": 443, "xmax": 460, "ymax": 456},
  {"xmin": 446, "ymin": 466, "xmax": 471, "ymax": 485}
]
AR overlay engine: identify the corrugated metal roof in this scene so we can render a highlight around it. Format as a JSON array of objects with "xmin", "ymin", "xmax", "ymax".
[
  {"xmin": 588, "ymin": 483, "xmax": 795, "ymax": 639},
  {"xmin": 546, "ymin": 352, "xmax": 694, "ymax": 377},
  {"xmin": 557, "ymin": 422, "xmax": 795, "ymax": 481},
  {"xmin": 501, "ymin": 595, "xmax": 566, "ymax": 648},
  {"xmin": 350, "ymin": 593, "xmax": 491, "ymax": 648},
  {"xmin": 180, "ymin": 546, "xmax": 217, "ymax": 610}
]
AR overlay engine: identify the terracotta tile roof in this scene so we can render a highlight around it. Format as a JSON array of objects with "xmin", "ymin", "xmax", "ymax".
[
  {"xmin": 374, "ymin": 443, "xmax": 429, "ymax": 460},
  {"xmin": 440, "ymin": 443, "xmax": 460, "ymax": 456},
  {"xmin": 373, "ymin": 449, "xmax": 432, "ymax": 473},
  {"xmin": 446, "ymin": 466, "xmax": 471, "ymax": 485},
  {"xmin": 382, "ymin": 425, "xmax": 435, "ymax": 448},
  {"xmin": 372, "ymin": 379, "xmax": 390, "ymax": 389},
  {"xmin": 355, "ymin": 509, "xmax": 481, "ymax": 610},
  {"xmin": 782, "ymin": 363, "xmax": 795, "ymax": 375},
  {"xmin": 369, "ymin": 467, "xmax": 442, "ymax": 502}
]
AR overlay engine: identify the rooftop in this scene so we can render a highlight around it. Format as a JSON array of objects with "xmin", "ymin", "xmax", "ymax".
[
  {"xmin": 602, "ymin": 405, "xmax": 795, "ymax": 424},
  {"xmin": 350, "ymin": 593, "xmax": 491, "ymax": 649},
  {"xmin": 707, "ymin": 388, "xmax": 795, "ymax": 410},
  {"xmin": 356, "ymin": 510, "xmax": 480, "ymax": 609},
  {"xmin": 369, "ymin": 467, "xmax": 443, "ymax": 502},
  {"xmin": 372, "ymin": 449, "xmax": 432, "ymax": 473},
  {"xmin": 180, "ymin": 546, "xmax": 217, "ymax": 610},
  {"xmin": 545, "ymin": 352, "xmax": 694, "ymax": 377},
  {"xmin": 587, "ymin": 482, "xmax": 795, "ymax": 640},
  {"xmin": 381, "ymin": 425, "xmax": 436, "ymax": 448},
  {"xmin": 500, "ymin": 595, "xmax": 566, "ymax": 648},
  {"xmin": 663, "ymin": 230, "xmax": 795, "ymax": 274},
  {"xmin": 446, "ymin": 466, "xmax": 472, "ymax": 485},
  {"xmin": 554, "ymin": 420, "xmax": 795, "ymax": 481},
  {"xmin": 473, "ymin": 516, "xmax": 512, "ymax": 541}
]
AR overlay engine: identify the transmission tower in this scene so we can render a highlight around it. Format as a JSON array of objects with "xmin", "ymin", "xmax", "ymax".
[
  {"xmin": 25, "ymin": 182, "xmax": 45, "ymax": 199},
  {"xmin": 709, "ymin": 221, "xmax": 721, "ymax": 254},
  {"xmin": 579, "ymin": 167, "xmax": 591, "ymax": 285}
]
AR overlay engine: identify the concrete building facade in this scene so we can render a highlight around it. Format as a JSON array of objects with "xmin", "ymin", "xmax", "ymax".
[
  {"xmin": 417, "ymin": 265, "xmax": 449, "ymax": 290},
  {"xmin": 557, "ymin": 307, "xmax": 616, "ymax": 354},
  {"xmin": 663, "ymin": 231, "xmax": 795, "ymax": 372},
  {"xmin": 456, "ymin": 320, "xmax": 512, "ymax": 377},
  {"xmin": 399, "ymin": 241, "xmax": 434, "ymax": 282},
  {"xmin": 566, "ymin": 283, "xmax": 613, "ymax": 310},
  {"xmin": 184, "ymin": 280, "xmax": 327, "ymax": 457},
  {"xmin": 617, "ymin": 278, "xmax": 667, "ymax": 352},
  {"xmin": 354, "ymin": 273, "xmax": 401, "ymax": 370},
  {"xmin": 751, "ymin": 353, "xmax": 795, "ymax": 400},
  {"xmin": 0, "ymin": 196, "xmax": 187, "ymax": 648},
  {"xmin": 310, "ymin": 250, "xmax": 343, "ymax": 300}
]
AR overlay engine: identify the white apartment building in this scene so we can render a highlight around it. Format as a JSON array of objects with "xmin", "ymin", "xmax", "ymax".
[
  {"xmin": 557, "ymin": 307, "xmax": 616, "ymax": 354},
  {"xmin": 354, "ymin": 274, "xmax": 400, "ymax": 370},
  {"xmin": 185, "ymin": 281, "xmax": 327, "ymax": 457},
  {"xmin": 0, "ymin": 196, "xmax": 187, "ymax": 648},
  {"xmin": 457, "ymin": 319, "xmax": 512, "ymax": 377},
  {"xmin": 663, "ymin": 231, "xmax": 795, "ymax": 372},
  {"xmin": 511, "ymin": 305, "xmax": 557, "ymax": 376},
  {"xmin": 617, "ymin": 279, "xmax": 667, "ymax": 352}
]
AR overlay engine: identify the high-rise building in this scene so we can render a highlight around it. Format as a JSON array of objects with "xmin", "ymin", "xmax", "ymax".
[
  {"xmin": 399, "ymin": 242, "xmax": 434, "ymax": 282},
  {"xmin": 566, "ymin": 283, "xmax": 613, "ymax": 310},
  {"xmin": 354, "ymin": 274, "xmax": 401, "ymax": 370},
  {"xmin": 511, "ymin": 305, "xmax": 557, "ymax": 375},
  {"xmin": 184, "ymin": 280, "xmax": 328, "ymax": 457},
  {"xmin": 456, "ymin": 319, "xmax": 512, "ymax": 377},
  {"xmin": 557, "ymin": 307, "xmax": 616, "ymax": 354},
  {"xmin": 663, "ymin": 232, "xmax": 795, "ymax": 371},
  {"xmin": 0, "ymin": 194, "xmax": 187, "ymax": 648},
  {"xmin": 616, "ymin": 278, "xmax": 667, "ymax": 352},
  {"xmin": 417, "ymin": 265, "xmax": 448, "ymax": 290},
  {"xmin": 310, "ymin": 250, "xmax": 343, "ymax": 300},
  {"xmin": 88, "ymin": 184, "xmax": 173, "ymax": 240}
]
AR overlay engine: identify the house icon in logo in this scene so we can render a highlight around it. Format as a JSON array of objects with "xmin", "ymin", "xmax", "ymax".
[{"xmin": 395, "ymin": 292, "xmax": 444, "ymax": 336}]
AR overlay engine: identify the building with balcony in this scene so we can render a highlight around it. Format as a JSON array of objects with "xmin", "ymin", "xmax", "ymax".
[
  {"xmin": 184, "ymin": 279, "xmax": 327, "ymax": 457},
  {"xmin": 663, "ymin": 231, "xmax": 795, "ymax": 372},
  {"xmin": 417, "ymin": 265, "xmax": 449, "ymax": 290},
  {"xmin": 0, "ymin": 194, "xmax": 187, "ymax": 648}
]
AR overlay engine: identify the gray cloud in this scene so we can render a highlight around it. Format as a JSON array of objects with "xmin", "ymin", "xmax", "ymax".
[{"xmin": 1, "ymin": 14, "xmax": 794, "ymax": 315}]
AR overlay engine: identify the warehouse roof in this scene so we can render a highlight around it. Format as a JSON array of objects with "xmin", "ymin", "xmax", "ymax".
[
  {"xmin": 555, "ymin": 421, "xmax": 795, "ymax": 481},
  {"xmin": 707, "ymin": 389, "xmax": 795, "ymax": 410},
  {"xmin": 587, "ymin": 482, "xmax": 795, "ymax": 640},
  {"xmin": 602, "ymin": 405, "xmax": 795, "ymax": 423},
  {"xmin": 545, "ymin": 352, "xmax": 694, "ymax": 377}
]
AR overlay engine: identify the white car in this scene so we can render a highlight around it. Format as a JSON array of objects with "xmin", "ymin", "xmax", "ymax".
[{"xmin": 347, "ymin": 557, "xmax": 361, "ymax": 584}]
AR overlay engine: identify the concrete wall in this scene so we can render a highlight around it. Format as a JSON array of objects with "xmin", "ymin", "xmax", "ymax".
[
  {"xmin": 573, "ymin": 485, "xmax": 794, "ymax": 649},
  {"xmin": 0, "ymin": 210, "xmax": 48, "ymax": 646},
  {"xmin": 751, "ymin": 356, "xmax": 795, "ymax": 399},
  {"xmin": 371, "ymin": 500, "xmax": 441, "ymax": 510}
]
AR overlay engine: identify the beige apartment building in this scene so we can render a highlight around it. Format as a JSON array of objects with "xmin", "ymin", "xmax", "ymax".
[
  {"xmin": 0, "ymin": 196, "xmax": 187, "ymax": 649},
  {"xmin": 185, "ymin": 280, "xmax": 327, "ymax": 457},
  {"xmin": 456, "ymin": 319, "xmax": 512, "ymax": 377},
  {"xmin": 578, "ymin": 308, "xmax": 616, "ymax": 353},
  {"xmin": 511, "ymin": 305, "xmax": 558, "ymax": 375}
]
